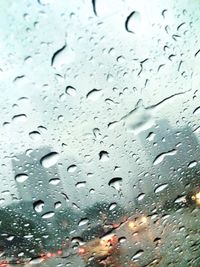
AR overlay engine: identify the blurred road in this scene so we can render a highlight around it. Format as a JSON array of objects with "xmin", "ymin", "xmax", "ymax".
[{"xmin": 6, "ymin": 208, "xmax": 200, "ymax": 267}]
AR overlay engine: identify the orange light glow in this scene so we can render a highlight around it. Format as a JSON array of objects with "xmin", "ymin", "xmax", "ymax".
[
  {"xmin": 128, "ymin": 221, "xmax": 135, "ymax": 229},
  {"xmin": 192, "ymin": 192, "xmax": 200, "ymax": 205},
  {"xmin": 140, "ymin": 216, "xmax": 148, "ymax": 224},
  {"xmin": 57, "ymin": 250, "xmax": 63, "ymax": 255},
  {"xmin": 78, "ymin": 247, "xmax": 86, "ymax": 254},
  {"xmin": 46, "ymin": 252, "xmax": 52, "ymax": 258}
]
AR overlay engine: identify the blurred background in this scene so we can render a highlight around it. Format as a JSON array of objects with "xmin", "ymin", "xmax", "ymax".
[{"xmin": 0, "ymin": 0, "xmax": 200, "ymax": 266}]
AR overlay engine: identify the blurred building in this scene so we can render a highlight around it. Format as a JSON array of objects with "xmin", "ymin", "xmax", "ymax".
[
  {"xmin": 12, "ymin": 147, "xmax": 67, "ymax": 215},
  {"xmin": 137, "ymin": 119, "xmax": 200, "ymax": 209}
]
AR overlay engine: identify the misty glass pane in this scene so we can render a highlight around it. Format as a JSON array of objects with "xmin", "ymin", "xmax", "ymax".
[{"xmin": 0, "ymin": 0, "xmax": 200, "ymax": 266}]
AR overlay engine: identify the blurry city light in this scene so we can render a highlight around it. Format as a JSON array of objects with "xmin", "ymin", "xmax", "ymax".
[
  {"xmin": 46, "ymin": 252, "xmax": 53, "ymax": 258},
  {"xmin": 128, "ymin": 216, "xmax": 148, "ymax": 230},
  {"xmin": 128, "ymin": 221, "xmax": 135, "ymax": 229},
  {"xmin": 57, "ymin": 250, "xmax": 63, "ymax": 255},
  {"xmin": 140, "ymin": 216, "xmax": 148, "ymax": 224},
  {"xmin": 192, "ymin": 191, "xmax": 200, "ymax": 205},
  {"xmin": 78, "ymin": 247, "xmax": 86, "ymax": 254}
]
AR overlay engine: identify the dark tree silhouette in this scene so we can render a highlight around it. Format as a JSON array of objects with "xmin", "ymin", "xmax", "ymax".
[
  {"xmin": 52, "ymin": 205, "xmax": 82, "ymax": 248},
  {"xmin": 0, "ymin": 204, "xmax": 47, "ymax": 261},
  {"xmin": 81, "ymin": 202, "xmax": 127, "ymax": 241}
]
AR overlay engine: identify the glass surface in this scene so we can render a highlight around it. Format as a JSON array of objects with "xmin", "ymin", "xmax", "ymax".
[{"xmin": 0, "ymin": 0, "xmax": 200, "ymax": 266}]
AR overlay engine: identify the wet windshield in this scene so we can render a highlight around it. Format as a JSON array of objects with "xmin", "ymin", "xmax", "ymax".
[{"xmin": 0, "ymin": 0, "xmax": 200, "ymax": 266}]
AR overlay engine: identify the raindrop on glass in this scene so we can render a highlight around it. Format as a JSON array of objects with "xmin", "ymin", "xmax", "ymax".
[
  {"xmin": 65, "ymin": 86, "xmax": 76, "ymax": 96},
  {"xmin": 86, "ymin": 89, "xmax": 102, "ymax": 101},
  {"xmin": 33, "ymin": 200, "xmax": 44, "ymax": 213},
  {"xmin": 67, "ymin": 164, "xmax": 77, "ymax": 173},
  {"xmin": 15, "ymin": 173, "xmax": 28, "ymax": 183},
  {"xmin": 40, "ymin": 152, "xmax": 59, "ymax": 168},
  {"xmin": 154, "ymin": 183, "xmax": 168, "ymax": 193}
]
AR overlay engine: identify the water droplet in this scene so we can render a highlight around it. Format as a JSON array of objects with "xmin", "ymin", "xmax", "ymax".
[
  {"xmin": 193, "ymin": 106, "xmax": 200, "ymax": 114},
  {"xmin": 51, "ymin": 43, "xmax": 66, "ymax": 67},
  {"xmin": 153, "ymin": 149, "xmax": 177, "ymax": 165},
  {"xmin": 49, "ymin": 178, "xmax": 61, "ymax": 185},
  {"xmin": 174, "ymin": 195, "xmax": 186, "ymax": 204},
  {"xmin": 195, "ymin": 49, "xmax": 200, "ymax": 58},
  {"xmin": 33, "ymin": 200, "xmax": 44, "ymax": 213},
  {"xmin": 108, "ymin": 121, "xmax": 118, "ymax": 130},
  {"xmin": 29, "ymin": 131, "xmax": 41, "ymax": 141},
  {"xmin": 58, "ymin": 115, "xmax": 64, "ymax": 122},
  {"xmin": 125, "ymin": 11, "xmax": 141, "ymax": 34},
  {"xmin": 90, "ymin": 189, "xmax": 95, "ymax": 194},
  {"xmin": 137, "ymin": 193, "xmax": 145, "ymax": 201},
  {"xmin": 76, "ymin": 181, "xmax": 86, "ymax": 188},
  {"xmin": 7, "ymin": 236, "xmax": 14, "ymax": 241},
  {"xmin": 162, "ymin": 9, "xmax": 167, "ymax": 18},
  {"xmin": 109, "ymin": 203, "xmax": 117, "ymax": 210},
  {"xmin": 51, "ymin": 43, "xmax": 75, "ymax": 69},
  {"xmin": 106, "ymin": 73, "xmax": 113, "ymax": 82},
  {"xmin": 18, "ymin": 252, "xmax": 24, "ymax": 257},
  {"xmin": 132, "ymin": 249, "xmax": 144, "ymax": 260},
  {"xmin": 154, "ymin": 183, "xmax": 168, "ymax": 193},
  {"xmin": 108, "ymin": 177, "xmax": 122, "ymax": 191},
  {"xmin": 12, "ymin": 114, "xmax": 27, "ymax": 123},
  {"xmin": 15, "ymin": 173, "xmax": 28, "ymax": 183},
  {"xmin": 119, "ymin": 236, "xmax": 126, "ymax": 243},
  {"xmin": 92, "ymin": 0, "xmax": 97, "ymax": 16},
  {"xmin": 29, "ymin": 257, "xmax": 44, "ymax": 265},
  {"xmin": 105, "ymin": 98, "xmax": 119, "ymax": 106},
  {"xmin": 86, "ymin": 89, "xmax": 102, "ymax": 101},
  {"xmin": 99, "ymin": 150, "xmax": 109, "ymax": 162},
  {"xmin": 59, "ymin": 93, "xmax": 66, "ymax": 102},
  {"xmin": 93, "ymin": 128, "xmax": 101, "ymax": 139},
  {"xmin": 188, "ymin": 160, "xmax": 197, "ymax": 168},
  {"xmin": 78, "ymin": 218, "xmax": 89, "ymax": 226},
  {"xmin": 146, "ymin": 132, "xmax": 156, "ymax": 141},
  {"xmin": 65, "ymin": 86, "xmax": 76, "ymax": 96},
  {"xmin": 67, "ymin": 164, "xmax": 77, "ymax": 173},
  {"xmin": 42, "ymin": 211, "xmax": 55, "ymax": 219},
  {"xmin": 38, "ymin": 125, "xmax": 47, "ymax": 133},
  {"xmin": 13, "ymin": 75, "xmax": 29, "ymax": 86},
  {"xmin": 55, "ymin": 201, "xmax": 62, "ymax": 209},
  {"xmin": 3, "ymin": 122, "xmax": 10, "ymax": 129},
  {"xmin": 40, "ymin": 152, "xmax": 59, "ymax": 168}
]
